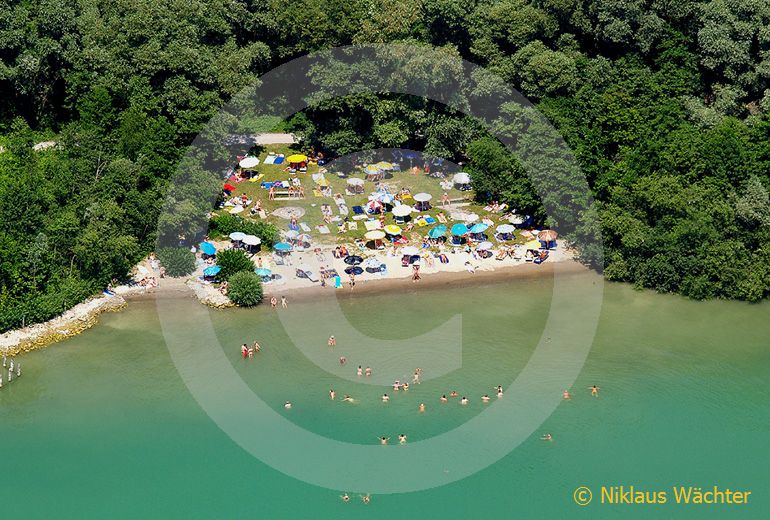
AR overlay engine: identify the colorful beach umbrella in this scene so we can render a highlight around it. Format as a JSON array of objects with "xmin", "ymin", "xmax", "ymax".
[
  {"xmin": 428, "ymin": 225, "xmax": 447, "ymax": 238},
  {"xmin": 451, "ymin": 223, "xmax": 469, "ymax": 236},
  {"xmin": 203, "ymin": 265, "xmax": 221, "ymax": 276},
  {"xmin": 375, "ymin": 161, "xmax": 394, "ymax": 171},
  {"xmin": 286, "ymin": 154, "xmax": 308, "ymax": 163},
  {"xmin": 384, "ymin": 225, "xmax": 402, "ymax": 235},
  {"xmin": 365, "ymin": 230, "xmax": 386, "ymax": 240},
  {"xmin": 453, "ymin": 172, "xmax": 471, "ymax": 184},
  {"xmin": 255, "ymin": 268, "xmax": 272, "ymax": 277},
  {"xmin": 469, "ymin": 223, "xmax": 489, "ymax": 234},
  {"xmin": 364, "ymin": 164, "xmax": 381, "ymax": 174},
  {"xmin": 391, "ymin": 205, "xmax": 413, "ymax": 217},
  {"xmin": 376, "ymin": 192, "xmax": 394, "ymax": 204},
  {"xmin": 239, "ymin": 156, "xmax": 259, "ymax": 169},
  {"xmin": 199, "ymin": 242, "xmax": 216, "ymax": 255},
  {"xmin": 524, "ymin": 240, "xmax": 542, "ymax": 250},
  {"xmin": 274, "ymin": 242, "xmax": 292, "ymax": 251},
  {"xmin": 538, "ymin": 230, "xmax": 558, "ymax": 241}
]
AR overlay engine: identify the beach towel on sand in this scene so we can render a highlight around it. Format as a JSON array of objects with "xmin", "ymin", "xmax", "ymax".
[
  {"xmin": 317, "ymin": 225, "xmax": 330, "ymax": 234},
  {"xmin": 264, "ymin": 155, "xmax": 276, "ymax": 165},
  {"xmin": 273, "ymin": 156, "xmax": 284, "ymax": 164},
  {"xmin": 299, "ymin": 222, "xmax": 311, "ymax": 232}
]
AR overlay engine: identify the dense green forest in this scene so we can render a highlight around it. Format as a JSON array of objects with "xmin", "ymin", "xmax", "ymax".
[{"xmin": 1, "ymin": 0, "xmax": 769, "ymax": 330}]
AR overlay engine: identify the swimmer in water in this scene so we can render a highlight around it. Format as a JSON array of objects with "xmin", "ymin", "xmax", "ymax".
[
  {"xmin": 413, "ymin": 372, "xmax": 420, "ymax": 384},
  {"xmin": 284, "ymin": 401, "xmax": 292, "ymax": 409},
  {"xmin": 328, "ymin": 335, "xmax": 336, "ymax": 347},
  {"xmin": 398, "ymin": 434, "xmax": 407, "ymax": 444},
  {"xmin": 449, "ymin": 391, "xmax": 458, "ymax": 398},
  {"xmin": 440, "ymin": 395, "xmax": 448, "ymax": 403},
  {"xmin": 393, "ymin": 380, "xmax": 400, "ymax": 391},
  {"xmin": 329, "ymin": 389, "xmax": 336, "ymax": 400},
  {"xmin": 589, "ymin": 385, "xmax": 600, "ymax": 396},
  {"xmin": 496, "ymin": 385, "xmax": 504, "ymax": 398},
  {"xmin": 541, "ymin": 433, "xmax": 553, "ymax": 441},
  {"xmin": 342, "ymin": 394, "xmax": 353, "ymax": 402},
  {"xmin": 340, "ymin": 493, "xmax": 350, "ymax": 502},
  {"xmin": 562, "ymin": 390, "xmax": 571, "ymax": 399},
  {"xmin": 252, "ymin": 341, "xmax": 261, "ymax": 352},
  {"xmin": 418, "ymin": 403, "xmax": 426, "ymax": 413},
  {"xmin": 403, "ymin": 383, "xmax": 409, "ymax": 391},
  {"xmin": 361, "ymin": 494, "xmax": 371, "ymax": 504},
  {"xmin": 365, "ymin": 366, "xmax": 372, "ymax": 376},
  {"xmin": 357, "ymin": 366, "xmax": 363, "ymax": 376},
  {"xmin": 241, "ymin": 344, "xmax": 248, "ymax": 358},
  {"xmin": 481, "ymin": 394, "xmax": 490, "ymax": 403},
  {"xmin": 382, "ymin": 393, "xmax": 390, "ymax": 402},
  {"xmin": 379, "ymin": 436, "xmax": 389, "ymax": 445},
  {"xmin": 460, "ymin": 397, "xmax": 469, "ymax": 405},
  {"xmin": 339, "ymin": 356, "xmax": 346, "ymax": 365}
]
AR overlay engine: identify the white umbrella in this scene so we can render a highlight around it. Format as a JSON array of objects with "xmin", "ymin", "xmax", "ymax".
[
  {"xmin": 508, "ymin": 214, "xmax": 525, "ymax": 225},
  {"xmin": 285, "ymin": 230, "xmax": 299, "ymax": 239},
  {"xmin": 496, "ymin": 224, "xmax": 515, "ymax": 233},
  {"xmin": 365, "ymin": 230, "xmax": 386, "ymax": 240},
  {"xmin": 391, "ymin": 205, "xmax": 413, "ymax": 217},
  {"xmin": 242, "ymin": 235, "xmax": 261, "ymax": 246},
  {"xmin": 229, "ymin": 232, "xmax": 246, "ymax": 241},
  {"xmin": 453, "ymin": 172, "xmax": 471, "ymax": 184},
  {"xmin": 413, "ymin": 192, "xmax": 432, "ymax": 202},
  {"xmin": 464, "ymin": 213, "xmax": 480, "ymax": 223},
  {"xmin": 347, "ymin": 178, "xmax": 364, "ymax": 186},
  {"xmin": 401, "ymin": 246, "xmax": 419, "ymax": 255},
  {"xmin": 476, "ymin": 241, "xmax": 493, "ymax": 250},
  {"xmin": 239, "ymin": 156, "xmax": 259, "ymax": 169}
]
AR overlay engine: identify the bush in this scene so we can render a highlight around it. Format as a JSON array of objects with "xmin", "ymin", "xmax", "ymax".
[
  {"xmin": 227, "ymin": 271, "xmax": 263, "ymax": 307},
  {"xmin": 157, "ymin": 247, "xmax": 196, "ymax": 277},
  {"xmin": 215, "ymin": 249, "xmax": 254, "ymax": 280}
]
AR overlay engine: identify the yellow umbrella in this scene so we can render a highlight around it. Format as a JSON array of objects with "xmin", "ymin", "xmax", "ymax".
[
  {"xmin": 375, "ymin": 161, "xmax": 394, "ymax": 170},
  {"xmin": 524, "ymin": 240, "xmax": 541, "ymax": 250},
  {"xmin": 384, "ymin": 225, "xmax": 402, "ymax": 235},
  {"xmin": 287, "ymin": 154, "xmax": 308, "ymax": 163},
  {"xmin": 365, "ymin": 230, "xmax": 386, "ymax": 240},
  {"xmin": 364, "ymin": 164, "xmax": 381, "ymax": 173}
]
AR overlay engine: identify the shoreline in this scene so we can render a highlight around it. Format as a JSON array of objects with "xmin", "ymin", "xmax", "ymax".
[{"xmin": 1, "ymin": 250, "xmax": 586, "ymax": 354}]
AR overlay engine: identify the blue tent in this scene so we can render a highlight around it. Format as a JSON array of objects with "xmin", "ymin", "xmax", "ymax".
[
  {"xmin": 203, "ymin": 265, "xmax": 221, "ymax": 276},
  {"xmin": 199, "ymin": 242, "xmax": 216, "ymax": 255},
  {"xmin": 274, "ymin": 242, "xmax": 292, "ymax": 251},
  {"xmin": 469, "ymin": 223, "xmax": 489, "ymax": 234},
  {"xmin": 428, "ymin": 225, "xmax": 447, "ymax": 238},
  {"xmin": 451, "ymin": 223, "xmax": 469, "ymax": 236}
]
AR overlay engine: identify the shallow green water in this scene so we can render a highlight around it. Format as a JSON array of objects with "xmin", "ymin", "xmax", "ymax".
[{"xmin": 1, "ymin": 272, "xmax": 768, "ymax": 518}]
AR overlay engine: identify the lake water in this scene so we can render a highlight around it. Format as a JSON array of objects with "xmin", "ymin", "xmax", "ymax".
[{"xmin": 1, "ymin": 271, "xmax": 768, "ymax": 518}]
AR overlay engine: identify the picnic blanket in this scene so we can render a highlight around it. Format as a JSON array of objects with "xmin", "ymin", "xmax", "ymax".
[
  {"xmin": 299, "ymin": 222, "xmax": 311, "ymax": 232},
  {"xmin": 338, "ymin": 205, "xmax": 349, "ymax": 216},
  {"xmin": 316, "ymin": 225, "xmax": 331, "ymax": 234},
  {"xmin": 273, "ymin": 154, "xmax": 285, "ymax": 164},
  {"xmin": 247, "ymin": 174, "xmax": 264, "ymax": 182},
  {"xmin": 364, "ymin": 220, "xmax": 382, "ymax": 231},
  {"xmin": 263, "ymin": 155, "xmax": 276, "ymax": 165}
]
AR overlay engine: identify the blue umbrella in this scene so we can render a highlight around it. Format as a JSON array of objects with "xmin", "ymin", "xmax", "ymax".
[
  {"xmin": 203, "ymin": 265, "xmax": 221, "ymax": 276},
  {"xmin": 428, "ymin": 225, "xmax": 447, "ymax": 238},
  {"xmin": 451, "ymin": 223, "xmax": 469, "ymax": 236},
  {"xmin": 274, "ymin": 242, "xmax": 292, "ymax": 251},
  {"xmin": 255, "ymin": 268, "xmax": 272, "ymax": 277},
  {"xmin": 469, "ymin": 223, "xmax": 489, "ymax": 234},
  {"xmin": 199, "ymin": 242, "xmax": 216, "ymax": 255}
]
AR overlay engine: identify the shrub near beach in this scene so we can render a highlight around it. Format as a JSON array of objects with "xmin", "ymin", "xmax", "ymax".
[
  {"xmin": 156, "ymin": 247, "xmax": 196, "ymax": 277},
  {"xmin": 227, "ymin": 271, "xmax": 263, "ymax": 307},
  {"xmin": 215, "ymin": 249, "xmax": 255, "ymax": 281}
]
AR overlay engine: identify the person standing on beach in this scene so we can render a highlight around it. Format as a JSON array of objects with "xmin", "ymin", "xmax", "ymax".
[
  {"xmin": 281, "ymin": 296, "xmax": 287, "ymax": 308},
  {"xmin": 16, "ymin": 363, "xmax": 20, "ymax": 377},
  {"xmin": 349, "ymin": 274, "xmax": 356, "ymax": 290}
]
